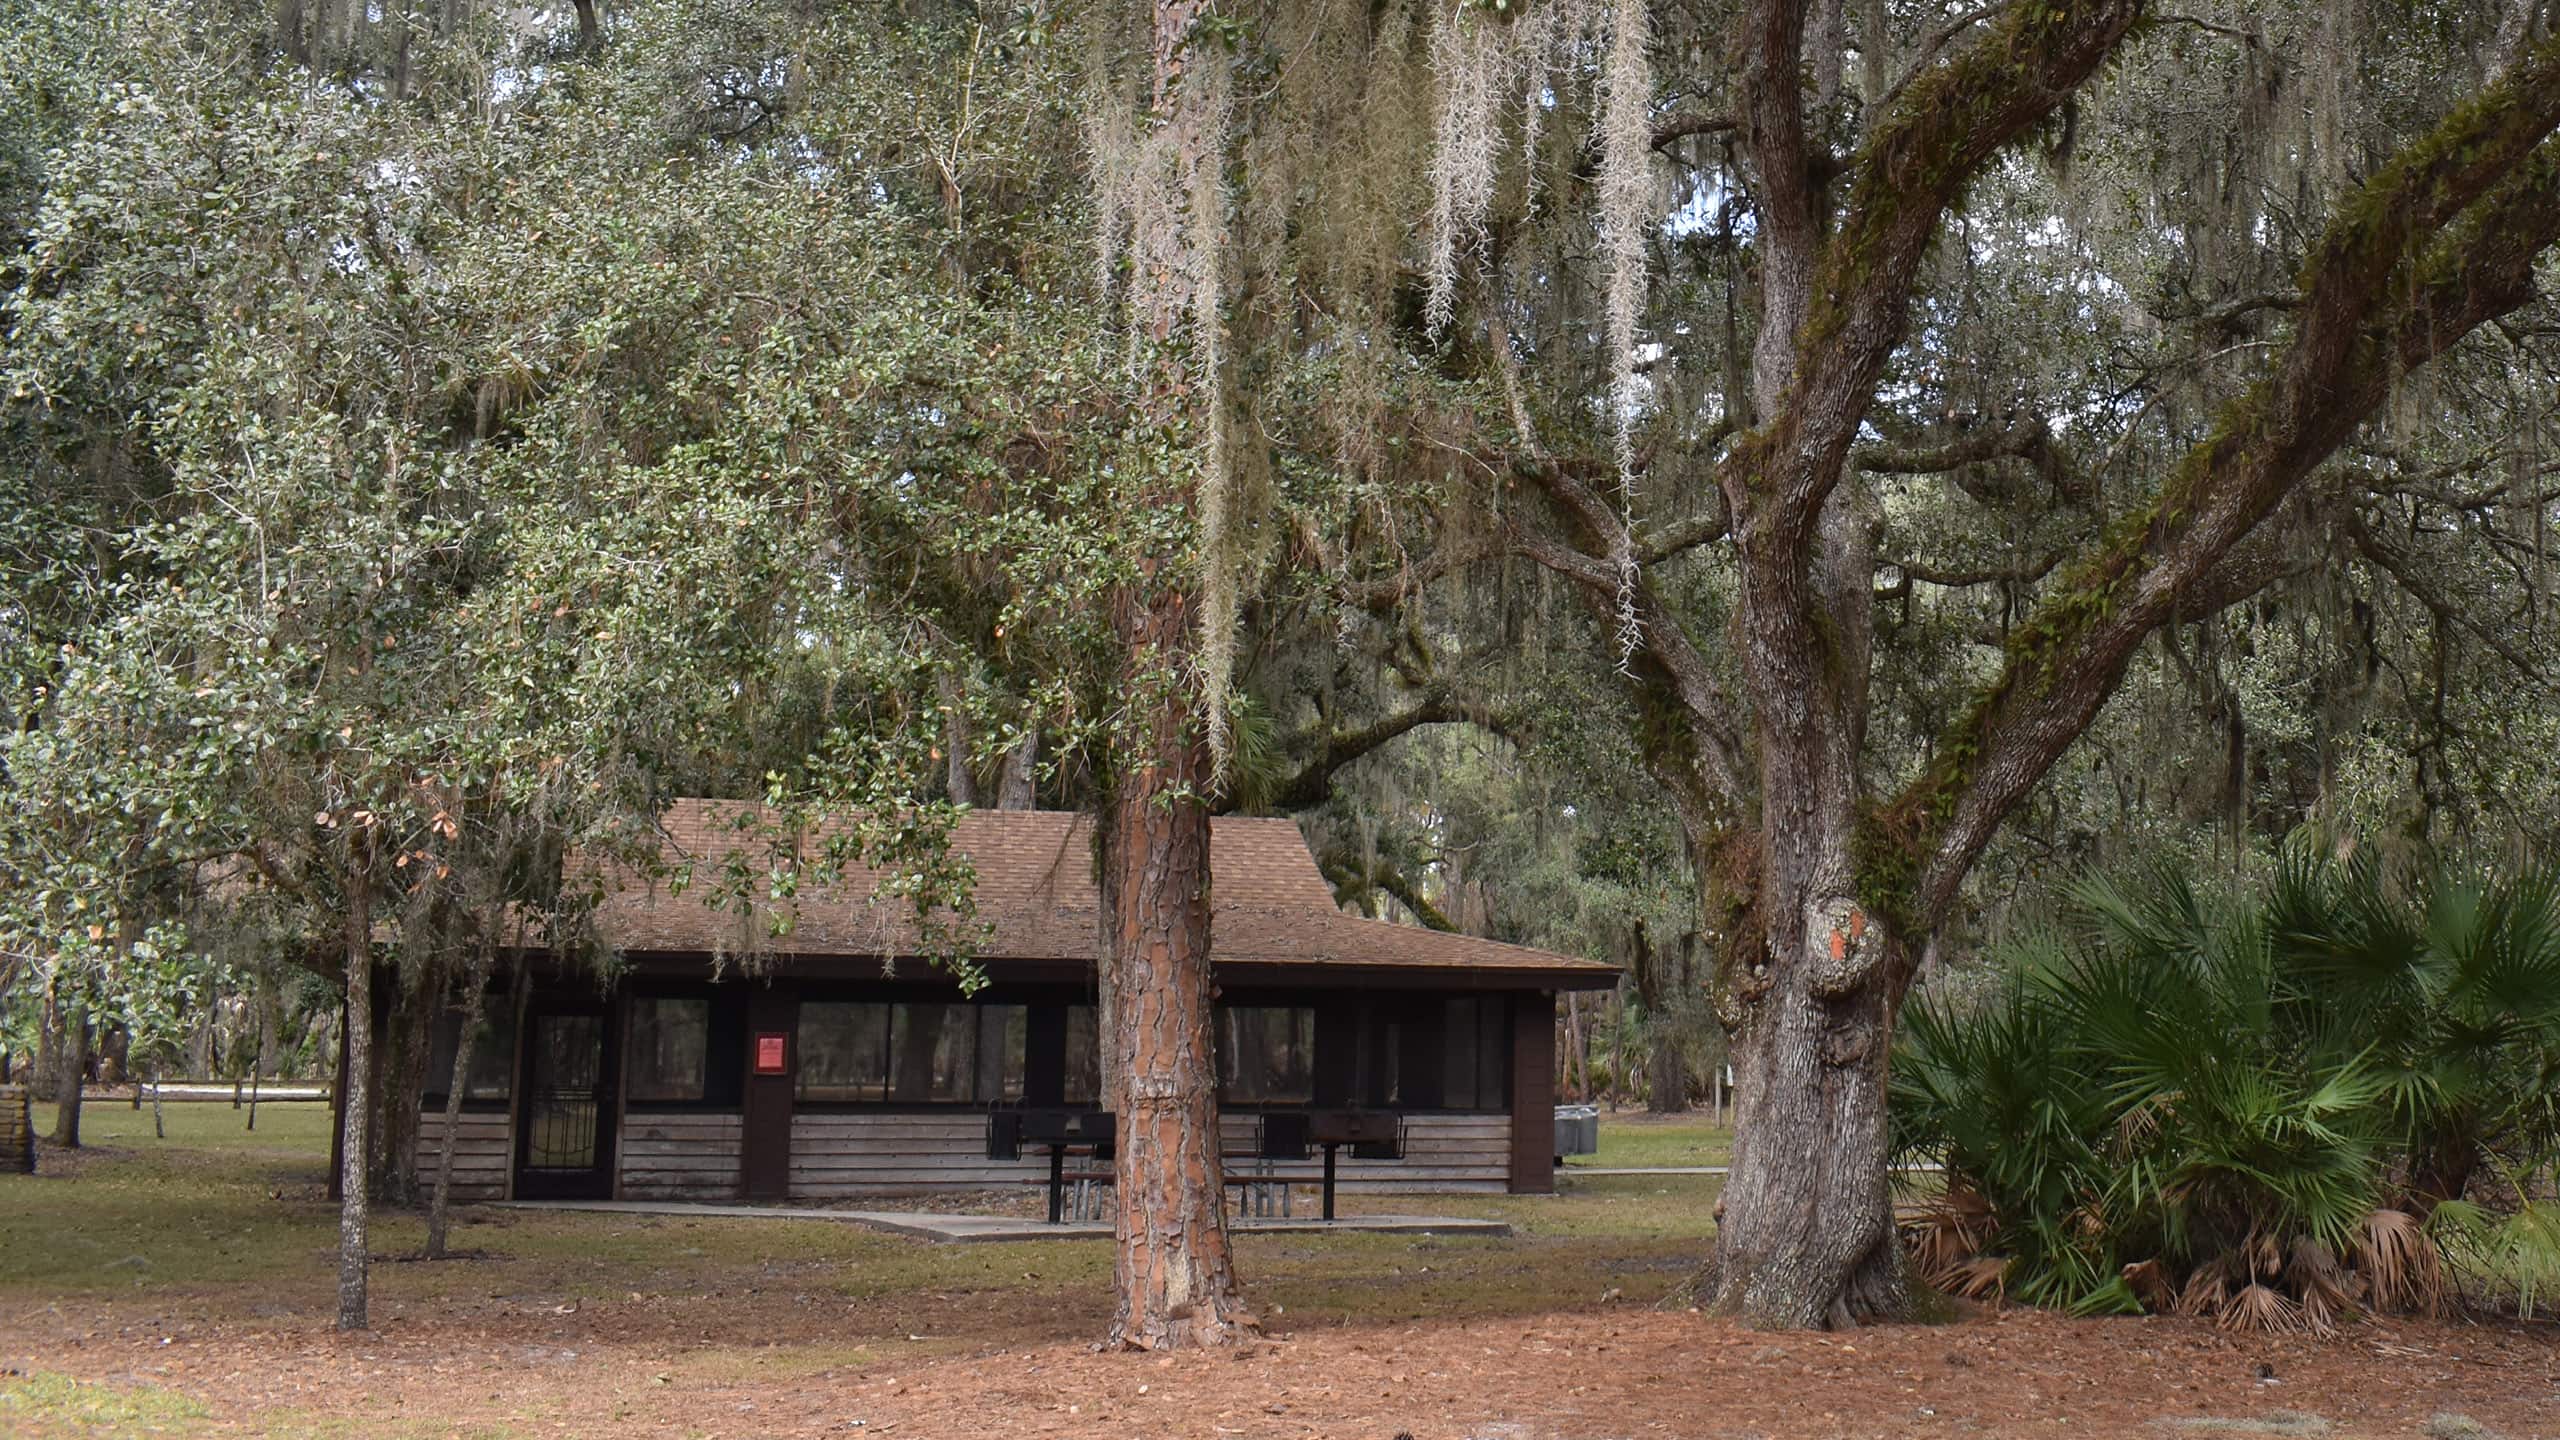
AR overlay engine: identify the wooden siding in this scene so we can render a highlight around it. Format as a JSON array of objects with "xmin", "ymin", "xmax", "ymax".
[
  {"xmin": 1219, "ymin": 1113, "xmax": 1512, "ymax": 1193},
  {"xmin": 413, "ymin": 1110, "xmax": 511, "ymax": 1201},
  {"xmin": 791, "ymin": 1113, "xmax": 1052, "ymax": 1196},
  {"xmin": 787, "ymin": 1111, "xmax": 1510, "ymax": 1197},
  {"xmin": 620, "ymin": 1111, "xmax": 745, "ymax": 1201}
]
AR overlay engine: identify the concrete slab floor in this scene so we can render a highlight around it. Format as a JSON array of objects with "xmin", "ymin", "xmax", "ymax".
[{"xmin": 490, "ymin": 1199, "xmax": 1512, "ymax": 1242}]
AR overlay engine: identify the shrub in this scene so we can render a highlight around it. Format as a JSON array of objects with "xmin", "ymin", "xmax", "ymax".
[{"xmin": 1893, "ymin": 838, "xmax": 2560, "ymax": 1331}]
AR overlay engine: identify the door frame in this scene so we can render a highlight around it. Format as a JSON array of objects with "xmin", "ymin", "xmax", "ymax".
[{"xmin": 511, "ymin": 994, "xmax": 621, "ymax": 1200}]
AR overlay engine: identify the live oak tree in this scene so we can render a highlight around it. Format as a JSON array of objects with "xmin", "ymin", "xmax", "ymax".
[
  {"xmin": 1391, "ymin": 0, "xmax": 2560, "ymax": 1326},
  {"xmin": 12, "ymin": 0, "xmax": 2559, "ymax": 1351}
]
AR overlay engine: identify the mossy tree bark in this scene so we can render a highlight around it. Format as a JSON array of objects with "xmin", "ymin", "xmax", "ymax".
[{"xmin": 1498, "ymin": 3, "xmax": 2560, "ymax": 1328}]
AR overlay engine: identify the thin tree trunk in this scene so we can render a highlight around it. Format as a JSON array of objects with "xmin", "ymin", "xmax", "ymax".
[
  {"xmin": 939, "ymin": 672, "xmax": 979, "ymax": 807},
  {"xmin": 424, "ymin": 942, "xmax": 494, "ymax": 1260},
  {"xmin": 338, "ymin": 848, "xmax": 375, "ymax": 1332},
  {"xmin": 48, "ymin": 1003, "xmax": 84, "ymax": 1148},
  {"xmin": 33, "ymin": 980, "xmax": 60, "ymax": 1103},
  {"xmin": 373, "ymin": 973, "xmax": 437, "ymax": 1206},
  {"xmin": 277, "ymin": 0, "xmax": 309, "ymax": 66},
  {"xmin": 150, "ymin": 1070, "xmax": 165, "ymax": 1139}
]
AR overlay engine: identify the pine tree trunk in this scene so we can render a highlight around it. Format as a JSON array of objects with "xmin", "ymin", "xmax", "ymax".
[
  {"xmin": 1084, "ymin": 0, "xmax": 1256, "ymax": 1354},
  {"xmin": 337, "ymin": 850, "xmax": 375, "ymax": 1332},
  {"xmin": 1099, "ymin": 592, "xmax": 1252, "ymax": 1350}
]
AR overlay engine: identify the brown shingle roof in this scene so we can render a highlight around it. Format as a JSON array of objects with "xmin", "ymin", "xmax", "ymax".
[{"xmin": 593, "ymin": 800, "xmax": 1617, "ymax": 988}]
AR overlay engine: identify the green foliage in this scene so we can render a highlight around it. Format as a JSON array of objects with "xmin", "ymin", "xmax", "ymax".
[
  {"xmin": 0, "ymin": 0, "xmax": 1129, "ymax": 1039},
  {"xmin": 1895, "ymin": 837, "xmax": 2560, "ymax": 1328}
]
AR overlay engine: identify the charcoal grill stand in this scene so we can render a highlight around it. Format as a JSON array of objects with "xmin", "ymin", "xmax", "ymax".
[{"xmin": 987, "ymin": 1109, "xmax": 1115, "ymax": 1226}]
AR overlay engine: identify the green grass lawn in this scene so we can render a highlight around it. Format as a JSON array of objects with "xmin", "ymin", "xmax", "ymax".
[
  {"xmin": 2, "ymin": 1096, "xmax": 1727, "ymax": 1433},
  {"xmin": 1, "ymin": 1097, "xmax": 1725, "ymax": 1398},
  {"xmin": 1563, "ymin": 1108, "xmax": 1735, "ymax": 1169},
  {"xmin": 27, "ymin": 1096, "xmax": 335, "ymax": 1156}
]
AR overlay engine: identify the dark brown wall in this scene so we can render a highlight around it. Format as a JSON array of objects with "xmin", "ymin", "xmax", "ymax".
[
  {"xmin": 1508, "ymin": 990, "xmax": 1556, "ymax": 1194},
  {"xmin": 740, "ymin": 986, "xmax": 797, "ymax": 1199}
]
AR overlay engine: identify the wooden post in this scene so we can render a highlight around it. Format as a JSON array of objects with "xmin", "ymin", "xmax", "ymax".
[
  {"xmin": 1, "ymin": 1084, "xmax": 32, "ymax": 1173},
  {"xmin": 739, "ymin": 984, "xmax": 797, "ymax": 1200},
  {"xmin": 1507, "ymin": 992, "xmax": 1557, "ymax": 1194}
]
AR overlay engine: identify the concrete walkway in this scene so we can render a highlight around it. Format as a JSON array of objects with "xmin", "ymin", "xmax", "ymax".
[
  {"xmin": 493, "ymin": 1199, "xmax": 1510, "ymax": 1243},
  {"xmin": 1561, "ymin": 1165, "xmax": 1728, "ymax": 1176},
  {"xmin": 1559, "ymin": 1162, "xmax": 1941, "ymax": 1177}
]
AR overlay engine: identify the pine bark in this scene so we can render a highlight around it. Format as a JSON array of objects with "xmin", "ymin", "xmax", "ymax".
[
  {"xmin": 1099, "ymin": 666, "xmax": 1253, "ymax": 1348},
  {"xmin": 1091, "ymin": 0, "xmax": 1256, "ymax": 1352}
]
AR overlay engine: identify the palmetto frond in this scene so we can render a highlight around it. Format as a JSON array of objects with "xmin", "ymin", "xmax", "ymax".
[{"xmin": 1895, "ymin": 835, "xmax": 2560, "ymax": 1329}]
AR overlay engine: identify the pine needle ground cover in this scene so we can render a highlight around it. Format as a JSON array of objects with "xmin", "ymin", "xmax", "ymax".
[{"xmin": 5, "ymin": 1099, "xmax": 2557, "ymax": 1435}]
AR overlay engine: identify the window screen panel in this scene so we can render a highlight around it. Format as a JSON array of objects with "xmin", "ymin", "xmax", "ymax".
[
  {"xmin": 1216, "ymin": 1007, "xmax": 1315, "ymax": 1104},
  {"xmin": 797, "ymin": 1002, "xmax": 891, "ymax": 1101},
  {"xmin": 627, "ymin": 997, "xmax": 711, "ymax": 1104},
  {"xmin": 1063, "ymin": 1005, "xmax": 1101, "ymax": 1106}
]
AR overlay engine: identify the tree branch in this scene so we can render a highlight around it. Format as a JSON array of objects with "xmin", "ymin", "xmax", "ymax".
[
  {"xmin": 1507, "ymin": 464, "xmax": 1749, "ymax": 799},
  {"xmin": 1315, "ymin": 849, "xmax": 1456, "ymax": 932},
  {"xmin": 1241, "ymin": 693, "xmax": 1520, "ymax": 816},
  {"xmin": 1898, "ymin": 81, "xmax": 2560, "ymax": 932},
  {"xmin": 2345, "ymin": 507, "xmax": 2543, "ymax": 677}
]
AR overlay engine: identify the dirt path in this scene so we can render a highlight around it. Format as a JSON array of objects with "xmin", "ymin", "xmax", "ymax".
[{"xmin": 7, "ymin": 1298, "xmax": 2556, "ymax": 1438}]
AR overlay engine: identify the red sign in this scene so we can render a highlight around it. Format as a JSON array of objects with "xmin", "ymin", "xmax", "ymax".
[{"xmin": 754, "ymin": 1033, "xmax": 788, "ymax": 1075}]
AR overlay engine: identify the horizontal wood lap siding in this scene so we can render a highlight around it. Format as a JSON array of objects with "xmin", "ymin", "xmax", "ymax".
[
  {"xmin": 788, "ymin": 1113, "xmax": 1509, "ymax": 1195},
  {"xmin": 1220, "ymin": 1114, "xmax": 1512, "ymax": 1193},
  {"xmin": 413, "ymin": 1110, "xmax": 512, "ymax": 1201},
  {"xmin": 621, "ymin": 1112, "xmax": 745, "ymax": 1201},
  {"xmin": 791, "ymin": 1113, "xmax": 1051, "ymax": 1196}
]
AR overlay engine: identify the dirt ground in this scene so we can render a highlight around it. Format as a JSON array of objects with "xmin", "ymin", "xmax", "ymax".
[
  {"xmin": 6, "ymin": 1109, "xmax": 2559, "ymax": 1438},
  {"xmin": 7, "ymin": 1288, "xmax": 2558, "ymax": 1438}
]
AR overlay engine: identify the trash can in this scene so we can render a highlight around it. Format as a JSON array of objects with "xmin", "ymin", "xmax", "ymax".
[{"xmin": 1553, "ymin": 1103, "xmax": 1599, "ymax": 1164}]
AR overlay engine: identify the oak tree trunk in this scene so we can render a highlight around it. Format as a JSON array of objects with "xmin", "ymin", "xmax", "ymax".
[
  {"xmin": 1629, "ymin": 922, "xmax": 1687, "ymax": 1114},
  {"xmin": 1707, "ymin": 934, "xmax": 1909, "ymax": 1326},
  {"xmin": 373, "ymin": 972, "xmax": 437, "ymax": 1205},
  {"xmin": 337, "ymin": 850, "xmax": 375, "ymax": 1332},
  {"xmin": 423, "ymin": 943, "xmax": 494, "ymax": 1260},
  {"xmin": 33, "ymin": 980, "xmax": 61, "ymax": 1103},
  {"xmin": 48, "ymin": 1002, "xmax": 84, "ymax": 1148}
]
